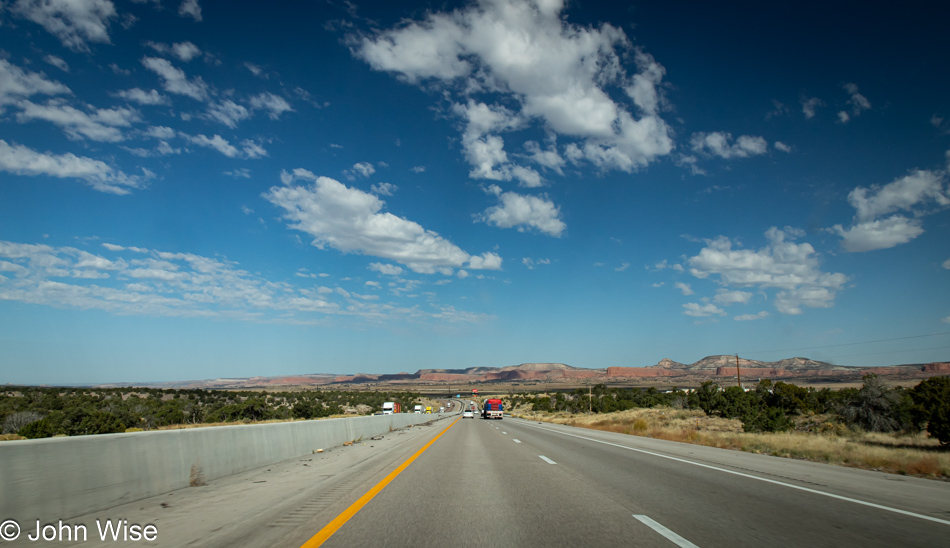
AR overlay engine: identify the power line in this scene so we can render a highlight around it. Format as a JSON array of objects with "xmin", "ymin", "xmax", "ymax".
[{"xmin": 743, "ymin": 331, "xmax": 950, "ymax": 355}]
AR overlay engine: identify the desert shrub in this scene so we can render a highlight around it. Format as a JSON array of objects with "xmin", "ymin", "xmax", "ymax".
[
  {"xmin": 909, "ymin": 376, "xmax": 950, "ymax": 445},
  {"xmin": 839, "ymin": 375, "xmax": 911, "ymax": 433}
]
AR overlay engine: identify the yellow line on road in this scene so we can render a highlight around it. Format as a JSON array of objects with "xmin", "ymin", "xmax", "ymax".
[{"xmin": 300, "ymin": 417, "xmax": 460, "ymax": 548}]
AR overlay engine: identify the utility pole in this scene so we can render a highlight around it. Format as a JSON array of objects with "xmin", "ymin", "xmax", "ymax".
[
  {"xmin": 589, "ymin": 382, "xmax": 592, "ymax": 414},
  {"xmin": 735, "ymin": 353, "xmax": 742, "ymax": 390}
]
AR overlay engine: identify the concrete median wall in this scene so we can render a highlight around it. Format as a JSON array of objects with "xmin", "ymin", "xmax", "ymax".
[{"xmin": 0, "ymin": 413, "xmax": 446, "ymax": 523}]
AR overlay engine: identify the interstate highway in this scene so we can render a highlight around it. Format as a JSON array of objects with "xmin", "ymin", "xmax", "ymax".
[{"xmin": 22, "ymin": 414, "xmax": 950, "ymax": 547}]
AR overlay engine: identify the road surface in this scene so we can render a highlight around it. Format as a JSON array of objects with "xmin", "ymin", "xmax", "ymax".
[{"xmin": 12, "ymin": 414, "xmax": 949, "ymax": 547}]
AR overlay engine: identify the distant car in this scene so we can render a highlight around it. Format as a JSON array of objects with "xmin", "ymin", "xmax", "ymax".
[{"xmin": 462, "ymin": 410, "xmax": 474, "ymax": 419}]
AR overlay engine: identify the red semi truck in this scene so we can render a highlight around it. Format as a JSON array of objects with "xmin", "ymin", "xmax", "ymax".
[{"xmin": 482, "ymin": 398, "xmax": 503, "ymax": 419}]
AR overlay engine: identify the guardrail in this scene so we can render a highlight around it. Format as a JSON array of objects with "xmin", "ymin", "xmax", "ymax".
[{"xmin": 0, "ymin": 413, "xmax": 446, "ymax": 523}]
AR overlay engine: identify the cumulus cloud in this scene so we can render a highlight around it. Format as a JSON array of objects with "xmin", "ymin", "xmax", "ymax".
[
  {"xmin": 178, "ymin": 0, "xmax": 202, "ymax": 22},
  {"xmin": 43, "ymin": 55, "xmax": 69, "ymax": 72},
  {"xmin": 353, "ymin": 0, "xmax": 674, "ymax": 179},
  {"xmin": 204, "ymin": 100, "xmax": 250, "ymax": 128},
  {"xmin": 371, "ymin": 182, "xmax": 397, "ymax": 196},
  {"xmin": 714, "ymin": 289, "xmax": 753, "ymax": 305},
  {"xmin": 674, "ymin": 281, "xmax": 693, "ymax": 296},
  {"xmin": 844, "ymin": 83, "xmax": 871, "ymax": 116},
  {"xmin": 690, "ymin": 132, "xmax": 768, "ymax": 159},
  {"xmin": 833, "ymin": 216, "xmax": 924, "ymax": 252},
  {"xmin": 346, "ymin": 162, "xmax": 376, "ymax": 179},
  {"xmin": 774, "ymin": 141, "xmax": 791, "ymax": 153},
  {"xmin": 476, "ymin": 187, "xmax": 566, "ymax": 236},
  {"xmin": 943, "ymin": 258, "xmax": 950, "ymax": 270},
  {"xmin": 801, "ymin": 96, "xmax": 823, "ymax": 119},
  {"xmin": 141, "ymin": 57, "xmax": 210, "ymax": 101},
  {"xmin": 0, "ymin": 239, "xmax": 488, "ymax": 324},
  {"xmin": 249, "ymin": 92, "xmax": 292, "ymax": 120},
  {"xmin": 369, "ymin": 262, "xmax": 404, "ymax": 276},
  {"xmin": 112, "ymin": 88, "xmax": 169, "ymax": 106},
  {"xmin": 832, "ymin": 169, "xmax": 949, "ymax": 252},
  {"xmin": 147, "ymin": 41, "xmax": 203, "ymax": 62},
  {"xmin": 11, "ymin": 0, "xmax": 117, "ymax": 52},
  {"xmin": 15, "ymin": 99, "xmax": 140, "ymax": 142},
  {"xmin": 683, "ymin": 302, "xmax": 725, "ymax": 317},
  {"xmin": 735, "ymin": 311, "xmax": 769, "ymax": 321},
  {"xmin": 265, "ymin": 170, "xmax": 503, "ymax": 274},
  {"xmin": 0, "ymin": 59, "xmax": 71, "ymax": 107},
  {"xmin": 688, "ymin": 227, "xmax": 847, "ymax": 315},
  {"xmin": 0, "ymin": 139, "xmax": 148, "ymax": 194}
]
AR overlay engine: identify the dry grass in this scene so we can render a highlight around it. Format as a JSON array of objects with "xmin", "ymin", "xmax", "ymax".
[{"xmin": 518, "ymin": 407, "xmax": 949, "ymax": 479}]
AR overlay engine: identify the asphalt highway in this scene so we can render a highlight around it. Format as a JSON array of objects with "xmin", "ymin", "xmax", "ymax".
[
  {"xmin": 19, "ymin": 412, "xmax": 949, "ymax": 547},
  {"xmin": 315, "ymin": 416, "xmax": 950, "ymax": 547}
]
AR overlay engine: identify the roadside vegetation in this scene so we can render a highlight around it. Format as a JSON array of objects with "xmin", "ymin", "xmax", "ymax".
[
  {"xmin": 507, "ymin": 375, "xmax": 950, "ymax": 479},
  {"xmin": 0, "ymin": 387, "xmax": 424, "ymax": 440}
]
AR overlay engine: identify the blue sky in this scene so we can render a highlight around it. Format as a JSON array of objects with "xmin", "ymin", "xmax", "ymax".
[{"xmin": 1, "ymin": 0, "xmax": 948, "ymax": 385}]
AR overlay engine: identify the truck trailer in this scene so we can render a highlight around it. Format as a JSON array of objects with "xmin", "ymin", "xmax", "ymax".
[
  {"xmin": 382, "ymin": 402, "xmax": 401, "ymax": 414},
  {"xmin": 482, "ymin": 399, "xmax": 503, "ymax": 419}
]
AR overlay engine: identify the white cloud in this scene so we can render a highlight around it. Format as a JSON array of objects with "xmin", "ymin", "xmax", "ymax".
[
  {"xmin": 249, "ymin": 92, "xmax": 292, "ymax": 120},
  {"xmin": 688, "ymin": 227, "xmax": 847, "ymax": 315},
  {"xmin": 456, "ymin": 269, "xmax": 469, "ymax": 279},
  {"xmin": 226, "ymin": 168, "xmax": 251, "ymax": 179},
  {"xmin": 43, "ymin": 55, "xmax": 69, "ymax": 72},
  {"xmin": 674, "ymin": 281, "xmax": 693, "ymax": 295},
  {"xmin": 0, "ymin": 139, "xmax": 148, "ymax": 194},
  {"xmin": 0, "ymin": 239, "xmax": 482, "ymax": 324},
  {"xmin": 844, "ymin": 82, "xmax": 871, "ymax": 118},
  {"xmin": 371, "ymin": 182, "xmax": 397, "ymax": 196},
  {"xmin": 943, "ymin": 258, "xmax": 950, "ymax": 270},
  {"xmin": 14, "ymin": 100, "xmax": 141, "ymax": 143},
  {"xmin": 774, "ymin": 141, "xmax": 791, "ymax": 153},
  {"xmin": 204, "ymin": 100, "xmax": 250, "ymax": 128},
  {"xmin": 735, "ymin": 311, "xmax": 769, "ymax": 321},
  {"xmin": 172, "ymin": 41, "xmax": 202, "ymax": 62},
  {"xmin": 112, "ymin": 88, "xmax": 169, "ymax": 106},
  {"xmin": 244, "ymin": 63, "xmax": 264, "ymax": 77},
  {"xmin": 837, "ymin": 111, "xmax": 850, "ymax": 124},
  {"xmin": 354, "ymin": 0, "xmax": 674, "ymax": 179},
  {"xmin": 184, "ymin": 133, "xmax": 238, "ymax": 157},
  {"xmin": 348, "ymin": 162, "xmax": 375, "ymax": 178},
  {"xmin": 141, "ymin": 57, "xmax": 209, "ymax": 101},
  {"xmin": 615, "ymin": 262, "xmax": 630, "ymax": 272},
  {"xmin": 265, "ymin": 170, "xmax": 502, "ymax": 274},
  {"xmin": 690, "ymin": 132, "xmax": 768, "ymax": 159},
  {"xmin": 522, "ymin": 257, "xmax": 550, "ymax": 270},
  {"xmin": 714, "ymin": 289, "xmax": 753, "ymax": 305},
  {"xmin": 847, "ymin": 170, "xmax": 948, "ymax": 222},
  {"xmin": 0, "ymin": 59, "xmax": 71, "ymax": 106},
  {"xmin": 411, "ymin": 166, "xmax": 426, "ymax": 173},
  {"xmin": 178, "ymin": 0, "xmax": 202, "ymax": 22},
  {"xmin": 369, "ymin": 262, "xmax": 404, "ymax": 276},
  {"xmin": 477, "ymin": 189, "xmax": 565, "ymax": 236},
  {"xmin": 801, "ymin": 96, "xmax": 823, "ymax": 119},
  {"xmin": 240, "ymin": 140, "xmax": 267, "ymax": 159},
  {"xmin": 832, "ymin": 169, "xmax": 948, "ymax": 252},
  {"xmin": 11, "ymin": 0, "xmax": 117, "ymax": 52},
  {"xmin": 683, "ymin": 302, "xmax": 725, "ymax": 317},
  {"xmin": 833, "ymin": 216, "xmax": 924, "ymax": 252}
]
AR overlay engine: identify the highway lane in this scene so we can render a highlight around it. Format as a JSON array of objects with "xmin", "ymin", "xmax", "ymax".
[
  {"xmin": 12, "ymin": 412, "xmax": 948, "ymax": 547},
  {"xmin": 317, "ymin": 417, "xmax": 950, "ymax": 547}
]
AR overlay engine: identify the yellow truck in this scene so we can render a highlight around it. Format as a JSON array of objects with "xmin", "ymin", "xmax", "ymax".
[{"xmin": 424, "ymin": 406, "xmax": 432, "ymax": 414}]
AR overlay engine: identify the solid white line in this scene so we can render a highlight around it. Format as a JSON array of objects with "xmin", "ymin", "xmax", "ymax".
[
  {"xmin": 513, "ymin": 439, "xmax": 521, "ymax": 443},
  {"xmin": 517, "ymin": 421, "xmax": 950, "ymax": 526},
  {"xmin": 539, "ymin": 455, "xmax": 556, "ymax": 464},
  {"xmin": 632, "ymin": 515, "xmax": 699, "ymax": 548}
]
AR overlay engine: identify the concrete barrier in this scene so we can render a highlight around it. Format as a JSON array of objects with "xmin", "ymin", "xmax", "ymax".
[{"xmin": 0, "ymin": 413, "xmax": 448, "ymax": 523}]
